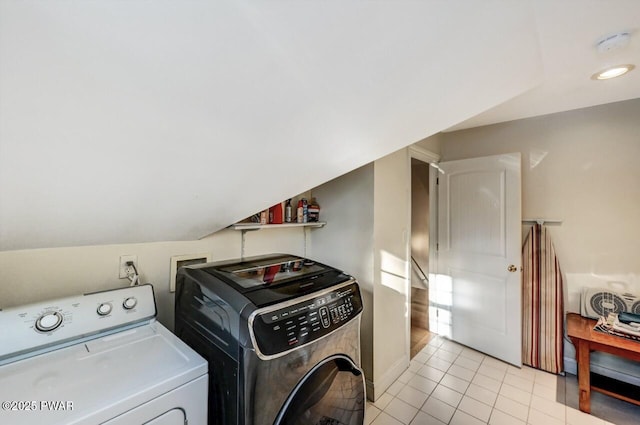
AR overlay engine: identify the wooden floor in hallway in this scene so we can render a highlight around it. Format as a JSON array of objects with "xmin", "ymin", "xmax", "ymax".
[{"xmin": 411, "ymin": 326, "xmax": 435, "ymax": 359}]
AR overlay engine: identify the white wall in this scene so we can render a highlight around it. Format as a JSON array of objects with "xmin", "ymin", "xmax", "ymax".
[
  {"xmin": 0, "ymin": 227, "xmax": 308, "ymax": 329},
  {"xmin": 440, "ymin": 98, "xmax": 640, "ymax": 380}
]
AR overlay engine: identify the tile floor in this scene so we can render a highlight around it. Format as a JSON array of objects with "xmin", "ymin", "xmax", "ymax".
[{"xmin": 365, "ymin": 335, "xmax": 618, "ymax": 425}]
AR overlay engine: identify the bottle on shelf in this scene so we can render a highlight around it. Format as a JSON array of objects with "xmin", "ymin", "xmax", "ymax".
[
  {"xmin": 308, "ymin": 197, "xmax": 320, "ymax": 222},
  {"xmin": 303, "ymin": 198, "xmax": 308, "ymax": 223},
  {"xmin": 285, "ymin": 199, "xmax": 292, "ymax": 223},
  {"xmin": 269, "ymin": 202, "xmax": 284, "ymax": 224},
  {"xmin": 297, "ymin": 198, "xmax": 308, "ymax": 223}
]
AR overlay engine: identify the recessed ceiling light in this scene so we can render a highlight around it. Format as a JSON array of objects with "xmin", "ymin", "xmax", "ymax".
[{"xmin": 591, "ymin": 64, "xmax": 635, "ymax": 80}]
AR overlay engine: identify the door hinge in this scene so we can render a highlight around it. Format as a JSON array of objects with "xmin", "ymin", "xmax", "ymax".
[
  {"xmin": 436, "ymin": 177, "xmax": 439, "ymax": 185},
  {"xmin": 436, "ymin": 242, "xmax": 439, "ymax": 251}
]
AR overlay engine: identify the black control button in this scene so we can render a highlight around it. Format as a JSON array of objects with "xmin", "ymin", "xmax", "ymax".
[{"xmin": 320, "ymin": 307, "xmax": 330, "ymax": 328}]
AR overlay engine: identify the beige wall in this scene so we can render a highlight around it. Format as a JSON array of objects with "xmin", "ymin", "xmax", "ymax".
[
  {"xmin": 440, "ymin": 98, "xmax": 640, "ymax": 378},
  {"xmin": 440, "ymin": 98, "xmax": 640, "ymax": 299},
  {"xmin": 373, "ymin": 148, "xmax": 412, "ymax": 395},
  {"xmin": 311, "ymin": 146, "xmax": 421, "ymax": 400},
  {"xmin": 0, "ymin": 228, "xmax": 308, "ymax": 329},
  {"xmin": 414, "ymin": 132, "xmax": 443, "ymax": 156},
  {"xmin": 310, "ymin": 164, "xmax": 375, "ymax": 385}
]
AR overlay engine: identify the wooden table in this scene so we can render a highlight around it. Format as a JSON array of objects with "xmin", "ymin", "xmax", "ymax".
[{"xmin": 567, "ymin": 312, "xmax": 640, "ymax": 413}]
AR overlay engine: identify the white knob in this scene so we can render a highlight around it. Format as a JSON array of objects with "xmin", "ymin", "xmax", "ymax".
[
  {"xmin": 36, "ymin": 312, "xmax": 63, "ymax": 332},
  {"xmin": 123, "ymin": 297, "xmax": 137, "ymax": 310},
  {"xmin": 97, "ymin": 303, "xmax": 112, "ymax": 316}
]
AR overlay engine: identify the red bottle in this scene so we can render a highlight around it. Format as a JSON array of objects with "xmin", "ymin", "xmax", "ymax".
[{"xmin": 269, "ymin": 202, "xmax": 284, "ymax": 224}]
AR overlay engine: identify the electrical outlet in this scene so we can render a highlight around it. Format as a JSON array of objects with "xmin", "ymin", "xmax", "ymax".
[{"xmin": 119, "ymin": 255, "xmax": 138, "ymax": 279}]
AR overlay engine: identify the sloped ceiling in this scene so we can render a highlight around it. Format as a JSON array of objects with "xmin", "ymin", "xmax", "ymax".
[{"xmin": 0, "ymin": 1, "xmax": 567, "ymax": 251}]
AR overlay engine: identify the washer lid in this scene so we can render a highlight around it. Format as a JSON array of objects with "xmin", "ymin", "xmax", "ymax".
[{"xmin": 0, "ymin": 322, "xmax": 207, "ymax": 425}]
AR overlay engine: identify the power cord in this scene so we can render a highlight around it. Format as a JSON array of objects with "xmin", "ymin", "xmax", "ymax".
[{"xmin": 125, "ymin": 261, "xmax": 140, "ymax": 286}]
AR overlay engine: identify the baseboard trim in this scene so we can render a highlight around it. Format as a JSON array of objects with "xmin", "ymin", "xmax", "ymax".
[
  {"xmin": 564, "ymin": 356, "xmax": 640, "ymax": 387},
  {"xmin": 365, "ymin": 379, "xmax": 374, "ymax": 402},
  {"xmin": 366, "ymin": 356, "xmax": 409, "ymax": 401}
]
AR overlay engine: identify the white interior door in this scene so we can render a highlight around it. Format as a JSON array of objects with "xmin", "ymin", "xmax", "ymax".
[{"xmin": 435, "ymin": 153, "xmax": 522, "ymax": 366}]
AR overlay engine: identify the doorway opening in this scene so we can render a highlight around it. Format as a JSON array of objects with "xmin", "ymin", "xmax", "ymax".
[{"xmin": 410, "ymin": 157, "xmax": 435, "ymax": 358}]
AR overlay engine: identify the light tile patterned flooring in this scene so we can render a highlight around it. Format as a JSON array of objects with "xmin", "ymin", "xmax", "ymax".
[{"xmin": 365, "ymin": 335, "xmax": 617, "ymax": 425}]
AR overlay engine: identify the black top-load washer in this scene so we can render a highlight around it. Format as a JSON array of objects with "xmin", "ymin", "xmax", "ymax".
[{"xmin": 174, "ymin": 253, "xmax": 365, "ymax": 425}]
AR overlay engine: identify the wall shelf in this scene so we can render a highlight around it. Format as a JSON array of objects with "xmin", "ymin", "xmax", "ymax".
[
  {"xmin": 231, "ymin": 222, "xmax": 326, "ymax": 231},
  {"xmin": 231, "ymin": 221, "xmax": 326, "ymax": 259}
]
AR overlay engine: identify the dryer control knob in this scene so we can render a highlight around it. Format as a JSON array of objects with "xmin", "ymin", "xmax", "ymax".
[
  {"xmin": 123, "ymin": 297, "xmax": 138, "ymax": 310},
  {"xmin": 36, "ymin": 311, "xmax": 63, "ymax": 332},
  {"xmin": 97, "ymin": 303, "xmax": 112, "ymax": 316}
]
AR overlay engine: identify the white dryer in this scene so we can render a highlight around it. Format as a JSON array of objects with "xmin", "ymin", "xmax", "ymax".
[{"xmin": 0, "ymin": 284, "xmax": 208, "ymax": 425}]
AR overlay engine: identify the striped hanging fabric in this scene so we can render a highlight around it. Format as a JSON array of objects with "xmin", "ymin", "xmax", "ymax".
[{"xmin": 522, "ymin": 223, "xmax": 564, "ymax": 374}]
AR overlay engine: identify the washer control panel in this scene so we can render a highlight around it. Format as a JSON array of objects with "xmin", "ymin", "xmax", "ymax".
[
  {"xmin": 0, "ymin": 284, "xmax": 156, "ymax": 364},
  {"xmin": 35, "ymin": 311, "xmax": 64, "ymax": 332},
  {"xmin": 250, "ymin": 280, "xmax": 362, "ymax": 358}
]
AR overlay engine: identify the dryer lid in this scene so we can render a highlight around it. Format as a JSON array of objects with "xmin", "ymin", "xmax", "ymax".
[
  {"xmin": 194, "ymin": 254, "xmax": 353, "ymax": 307},
  {"xmin": 211, "ymin": 254, "xmax": 327, "ymax": 289}
]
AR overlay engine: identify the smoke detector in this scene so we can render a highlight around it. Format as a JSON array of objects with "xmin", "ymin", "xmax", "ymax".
[
  {"xmin": 591, "ymin": 31, "xmax": 635, "ymax": 80},
  {"xmin": 596, "ymin": 32, "xmax": 631, "ymax": 53}
]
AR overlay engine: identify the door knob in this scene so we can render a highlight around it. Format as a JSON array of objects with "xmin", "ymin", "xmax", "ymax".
[{"xmin": 508, "ymin": 264, "xmax": 518, "ymax": 272}]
